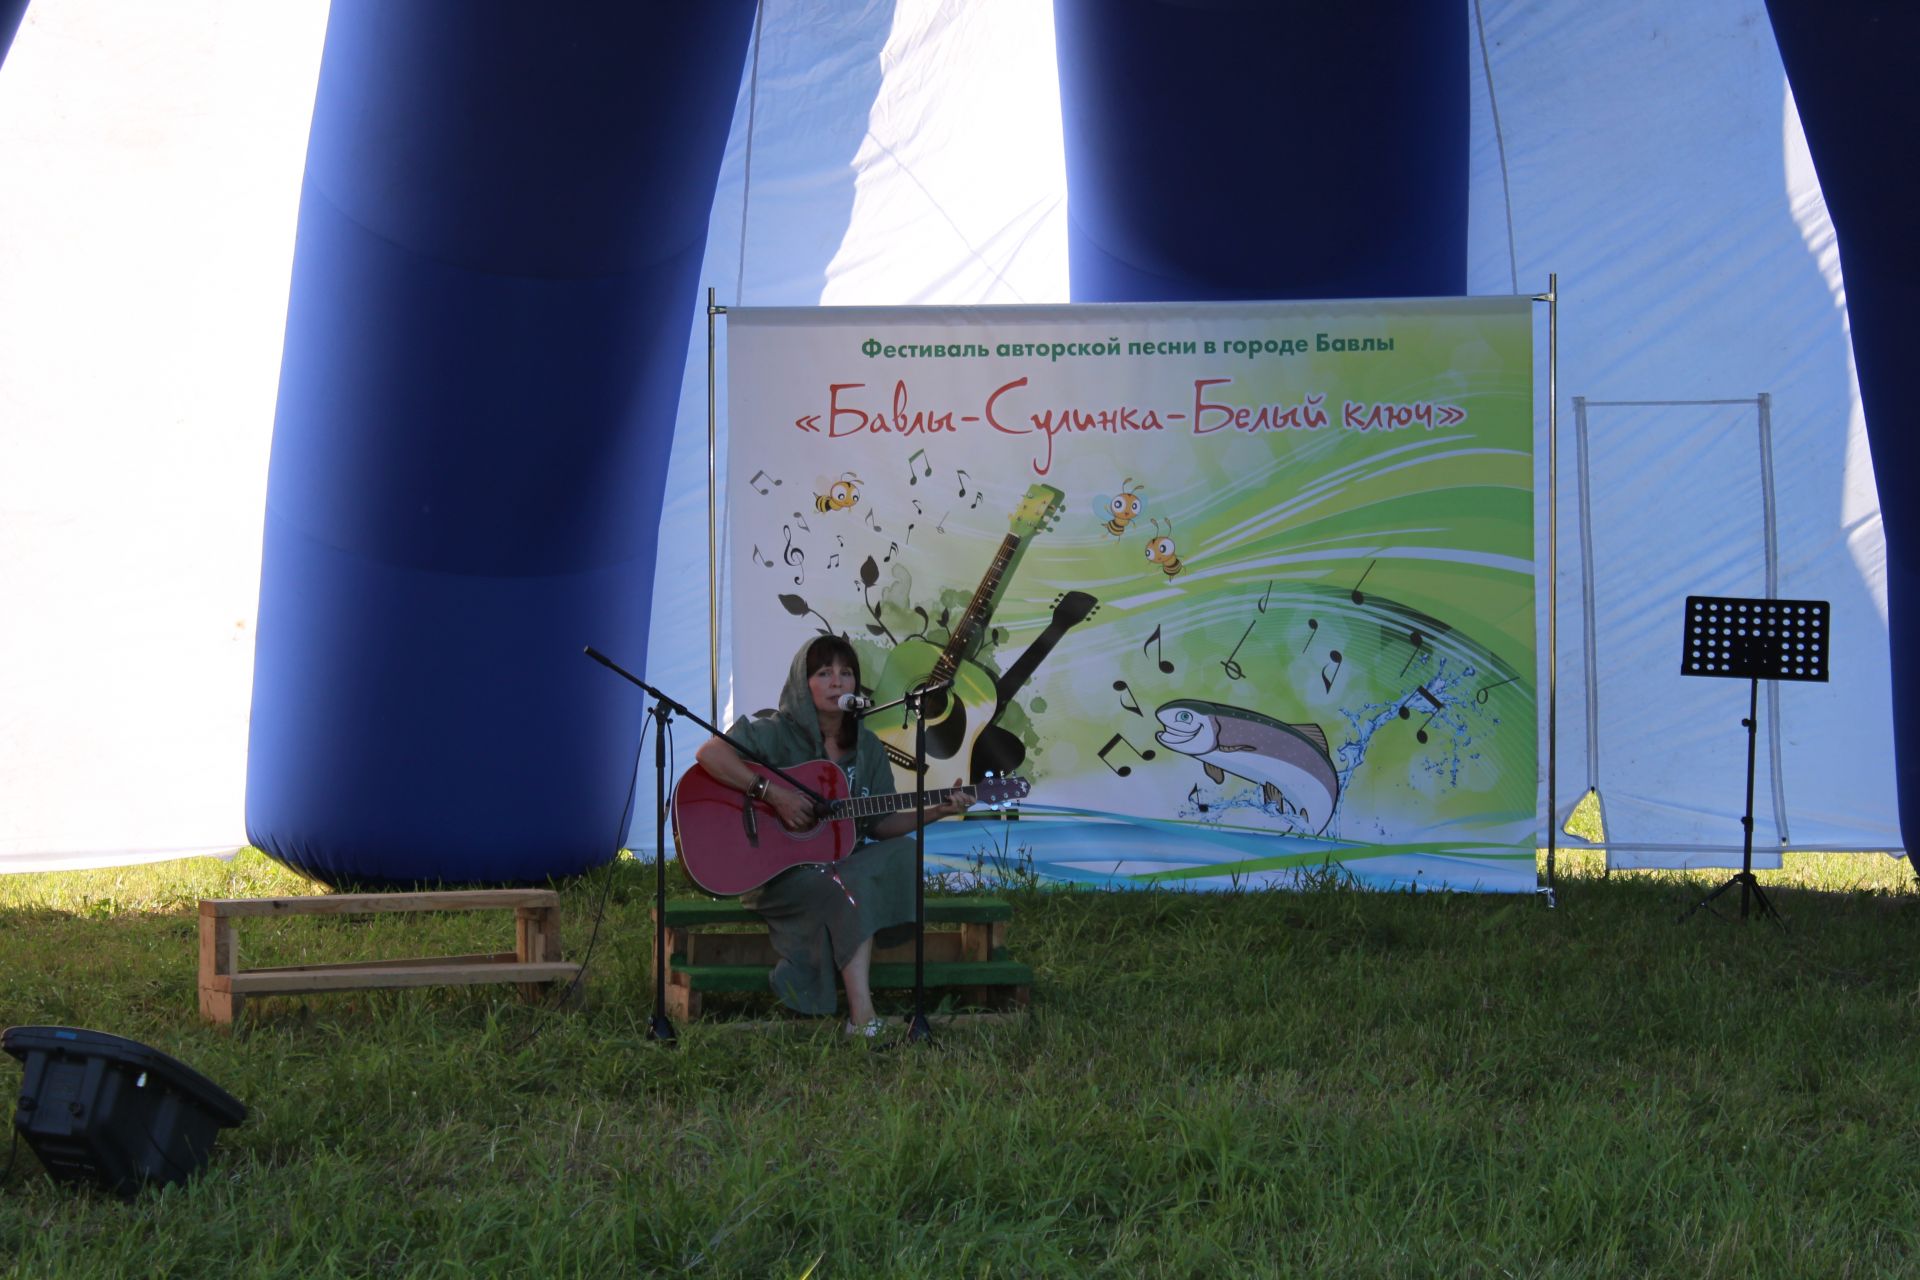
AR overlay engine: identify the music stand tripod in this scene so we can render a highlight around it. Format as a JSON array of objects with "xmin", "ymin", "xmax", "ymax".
[{"xmin": 1676, "ymin": 596, "xmax": 1829, "ymax": 926}]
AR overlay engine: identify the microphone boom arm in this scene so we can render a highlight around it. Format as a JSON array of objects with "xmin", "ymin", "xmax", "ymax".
[{"xmin": 583, "ymin": 645, "xmax": 834, "ymax": 807}]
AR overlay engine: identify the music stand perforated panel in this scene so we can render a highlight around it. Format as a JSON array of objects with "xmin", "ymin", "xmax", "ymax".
[{"xmin": 1680, "ymin": 596, "xmax": 1829, "ymax": 683}]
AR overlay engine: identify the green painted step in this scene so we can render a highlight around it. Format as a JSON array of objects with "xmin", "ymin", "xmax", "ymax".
[
  {"xmin": 670, "ymin": 958, "xmax": 1033, "ymax": 993},
  {"xmin": 661, "ymin": 896, "xmax": 1013, "ymax": 927}
]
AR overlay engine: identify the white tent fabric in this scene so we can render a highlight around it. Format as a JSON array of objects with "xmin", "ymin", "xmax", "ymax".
[
  {"xmin": 0, "ymin": 0, "xmax": 1898, "ymax": 876},
  {"xmin": 1465, "ymin": 1, "xmax": 1897, "ymax": 866},
  {"xmin": 0, "ymin": 1, "xmax": 327, "ymax": 873}
]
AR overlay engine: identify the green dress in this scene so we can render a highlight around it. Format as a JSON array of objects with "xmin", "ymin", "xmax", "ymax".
[{"xmin": 724, "ymin": 646, "xmax": 919, "ymax": 1015}]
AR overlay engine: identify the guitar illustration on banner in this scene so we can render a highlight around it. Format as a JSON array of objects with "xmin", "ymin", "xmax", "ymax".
[
  {"xmin": 672, "ymin": 759, "xmax": 1029, "ymax": 897},
  {"xmin": 869, "ymin": 482, "xmax": 1065, "ymax": 792},
  {"xmin": 968, "ymin": 589, "xmax": 1100, "ymax": 782}
]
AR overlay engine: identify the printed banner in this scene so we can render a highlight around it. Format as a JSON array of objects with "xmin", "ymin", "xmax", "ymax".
[{"xmin": 724, "ymin": 299, "xmax": 1536, "ymax": 892}]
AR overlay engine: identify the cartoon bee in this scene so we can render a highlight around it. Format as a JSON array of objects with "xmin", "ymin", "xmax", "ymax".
[
  {"xmin": 1092, "ymin": 478, "xmax": 1146, "ymax": 536},
  {"xmin": 1144, "ymin": 517, "xmax": 1184, "ymax": 579},
  {"xmin": 812, "ymin": 472, "xmax": 862, "ymax": 513}
]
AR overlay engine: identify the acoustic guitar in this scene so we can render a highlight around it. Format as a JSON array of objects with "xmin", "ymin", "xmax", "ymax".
[
  {"xmin": 870, "ymin": 482, "xmax": 1064, "ymax": 791},
  {"xmin": 671, "ymin": 758, "xmax": 1029, "ymax": 897}
]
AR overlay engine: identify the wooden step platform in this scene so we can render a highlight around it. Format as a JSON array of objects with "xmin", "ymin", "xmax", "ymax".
[
  {"xmin": 653, "ymin": 896, "xmax": 1032, "ymax": 1022},
  {"xmin": 198, "ymin": 889, "xmax": 582, "ymax": 1025}
]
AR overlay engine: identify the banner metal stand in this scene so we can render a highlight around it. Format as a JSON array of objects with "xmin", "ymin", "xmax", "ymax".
[
  {"xmin": 1535, "ymin": 273, "xmax": 1559, "ymax": 902},
  {"xmin": 707, "ymin": 286, "xmax": 725, "ymax": 729},
  {"xmin": 703, "ymin": 289, "xmax": 1554, "ymax": 909}
]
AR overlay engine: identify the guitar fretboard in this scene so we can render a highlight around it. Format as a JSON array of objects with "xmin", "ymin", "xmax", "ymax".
[
  {"xmin": 931, "ymin": 532, "xmax": 1022, "ymax": 683},
  {"xmin": 832, "ymin": 786, "xmax": 977, "ymax": 821}
]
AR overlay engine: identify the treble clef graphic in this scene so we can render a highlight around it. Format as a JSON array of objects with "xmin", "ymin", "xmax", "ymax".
[{"xmin": 782, "ymin": 524, "xmax": 805, "ymax": 585}]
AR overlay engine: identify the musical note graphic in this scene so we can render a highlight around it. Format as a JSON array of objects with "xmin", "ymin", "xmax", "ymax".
[
  {"xmin": 1320, "ymin": 648, "xmax": 1345, "ymax": 694},
  {"xmin": 748, "ymin": 469, "xmax": 782, "ymax": 495},
  {"xmin": 905, "ymin": 522, "xmax": 916, "ymax": 545},
  {"xmin": 912, "ymin": 499, "xmax": 925, "ymax": 515},
  {"xmin": 825, "ymin": 553, "xmax": 841, "ymax": 571},
  {"xmin": 1475, "ymin": 674, "xmax": 1520, "ymax": 705},
  {"xmin": 781, "ymin": 525, "xmax": 805, "ymax": 585},
  {"xmin": 1349, "ymin": 560, "xmax": 1376, "ymax": 605},
  {"xmin": 1300, "ymin": 617, "xmax": 1319, "ymax": 652},
  {"xmin": 864, "ymin": 508, "xmax": 882, "ymax": 532},
  {"xmin": 1220, "ymin": 619, "xmax": 1256, "ymax": 681},
  {"xmin": 1398, "ymin": 627, "xmax": 1428, "ymax": 676},
  {"xmin": 882, "ymin": 540, "xmax": 899, "ymax": 563},
  {"xmin": 1187, "ymin": 783, "xmax": 1210, "ymax": 814},
  {"xmin": 791, "ymin": 510, "xmax": 811, "ymax": 533},
  {"xmin": 968, "ymin": 491, "xmax": 984, "ymax": 509},
  {"xmin": 956, "ymin": 469, "xmax": 971, "ymax": 498},
  {"xmin": 907, "ymin": 449, "xmax": 932, "ymax": 484},
  {"xmin": 937, "ymin": 510, "xmax": 950, "ymax": 534},
  {"xmin": 1113, "ymin": 679, "xmax": 1143, "ymax": 716},
  {"xmin": 1257, "ymin": 580, "xmax": 1274, "ymax": 613},
  {"xmin": 1098, "ymin": 732, "xmax": 1156, "ymax": 777},
  {"xmin": 1399, "ymin": 685, "xmax": 1443, "ymax": 743},
  {"xmin": 836, "ymin": 534, "xmax": 845, "ymax": 548},
  {"xmin": 751, "ymin": 544, "xmax": 774, "ymax": 569},
  {"xmin": 1142, "ymin": 624, "xmax": 1175, "ymax": 674}
]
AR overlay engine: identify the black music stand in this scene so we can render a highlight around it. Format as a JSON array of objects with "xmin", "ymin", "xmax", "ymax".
[{"xmin": 1676, "ymin": 596, "xmax": 1829, "ymax": 925}]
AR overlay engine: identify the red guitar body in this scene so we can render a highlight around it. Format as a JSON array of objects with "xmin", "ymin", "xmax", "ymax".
[
  {"xmin": 671, "ymin": 761, "xmax": 1029, "ymax": 898},
  {"xmin": 671, "ymin": 759, "xmax": 855, "ymax": 897}
]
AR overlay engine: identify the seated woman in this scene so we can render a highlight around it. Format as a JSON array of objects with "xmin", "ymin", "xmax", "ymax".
[{"xmin": 693, "ymin": 635, "xmax": 968, "ymax": 1036}]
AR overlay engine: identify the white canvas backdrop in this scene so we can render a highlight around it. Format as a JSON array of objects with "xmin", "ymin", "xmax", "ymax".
[
  {"xmin": 0, "ymin": 0, "xmax": 1899, "ymax": 875},
  {"xmin": 1470, "ymin": 1, "xmax": 1900, "ymax": 866},
  {"xmin": 0, "ymin": 1, "xmax": 328, "ymax": 872}
]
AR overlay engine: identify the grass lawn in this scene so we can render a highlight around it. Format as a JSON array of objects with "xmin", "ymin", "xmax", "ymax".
[{"xmin": 2, "ymin": 843, "xmax": 1918, "ymax": 1277}]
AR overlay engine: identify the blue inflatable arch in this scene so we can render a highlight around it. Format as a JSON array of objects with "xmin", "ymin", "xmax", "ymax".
[
  {"xmin": 241, "ymin": 0, "xmax": 1917, "ymax": 885},
  {"xmin": 244, "ymin": 1, "xmax": 759, "ymax": 884}
]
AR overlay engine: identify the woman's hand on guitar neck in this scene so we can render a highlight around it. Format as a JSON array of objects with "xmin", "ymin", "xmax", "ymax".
[{"xmin": 923, "ymin": 778, "xmax": 971, "ymax": 823}]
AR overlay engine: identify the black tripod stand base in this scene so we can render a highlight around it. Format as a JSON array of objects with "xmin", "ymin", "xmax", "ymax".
[
  {"xmin": 1678, "ymin": 872, "xmax": 1785, "ymax": 927},
  {"xmin": 903, "ymin": 1011, "xmax": 934, "ymax": 1045},
  {"xmin": 648, "ymin": 1012, "xmax": 678, "ymax": 1044}
]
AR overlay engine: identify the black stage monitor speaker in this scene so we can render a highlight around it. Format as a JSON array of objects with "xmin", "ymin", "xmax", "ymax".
[{"xmin": 4, "ymin": 1026, "xmax": 247, "ymax": 1198}]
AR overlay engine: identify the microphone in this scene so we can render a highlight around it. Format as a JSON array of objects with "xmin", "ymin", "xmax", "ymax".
[{"xmin": 836, "ymin": 693, "xmax": 876, "ymax": 711}]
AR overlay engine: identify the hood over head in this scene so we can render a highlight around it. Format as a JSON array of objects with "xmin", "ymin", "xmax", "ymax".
[{"xmin": 774, "ymin": 634, "xmax": 862, "ymax": 745}]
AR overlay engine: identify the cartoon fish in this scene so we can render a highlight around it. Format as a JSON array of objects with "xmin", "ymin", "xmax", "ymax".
[{"xmin": 1154, "ymin": 698, "xmax": 1340, "ymax": 834}]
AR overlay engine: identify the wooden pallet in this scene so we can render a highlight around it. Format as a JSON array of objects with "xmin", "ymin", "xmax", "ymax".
[
  {"xmin": 197, "ymin": 889, "xmax": 582, "ymax": 1025},
  {"xmin": 652, "ymin": 896, "xmax": 1032, "ymax": 1022}
]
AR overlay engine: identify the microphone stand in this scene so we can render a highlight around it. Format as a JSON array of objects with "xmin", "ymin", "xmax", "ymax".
[
  {"xmin": 583, "ymin": 645, "xmax": 837, "ymax": 1045},
  {"xmin": 853, "ymin": 678, "xmax": 951, "ymax": 1046}
]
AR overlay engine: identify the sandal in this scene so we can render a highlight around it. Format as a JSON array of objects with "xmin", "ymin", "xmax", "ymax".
[{"xmin": 843, "ymin": 1016, "xmax": 887, "ymax": 1039}]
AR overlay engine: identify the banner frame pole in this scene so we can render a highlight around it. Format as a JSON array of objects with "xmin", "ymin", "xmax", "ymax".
[
  {"xmin": 1534, "ymin": 273, "xmax": 1559, "ymax": 893},
  {"xmin": 707, "ymin": 287, "xmax": 725, "ymax": 727}
]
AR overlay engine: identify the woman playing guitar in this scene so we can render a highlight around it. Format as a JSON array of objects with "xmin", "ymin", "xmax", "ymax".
[{"xmin": 691, "ymin": 635, "xmax": 968, "ymax": 1038}]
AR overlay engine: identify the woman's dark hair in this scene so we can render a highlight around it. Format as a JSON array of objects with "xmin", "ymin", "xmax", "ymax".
[{"xmin": 804, "ymin": 635, "xmax": 862, "ymax": 752}]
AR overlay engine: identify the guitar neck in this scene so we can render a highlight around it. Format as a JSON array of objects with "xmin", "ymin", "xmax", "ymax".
[
  {"xmin": 932, "ymin": 532, "xmax": 1025, "ymax": 682},
  {"xmin": 832, "ymin": 784, "xmax": 973, "ymax": 821},
  {"xmin": 993, "ymin": 594, "xmax": 1095, "ymax": 712}
]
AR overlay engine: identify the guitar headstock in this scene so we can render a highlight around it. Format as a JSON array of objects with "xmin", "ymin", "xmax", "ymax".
[
  {"xmin": 1009, "ymin": 484, "xmax": 1066, "ymax": 540},
  {"xmin": 972, "ymin": 773, "xmax": 1031, "ymax": 810},
  {"xmin": 1050, "ymin": 590, "xmax": 1099, "ymax": 628}
]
